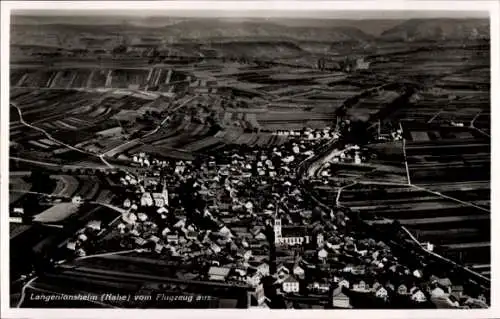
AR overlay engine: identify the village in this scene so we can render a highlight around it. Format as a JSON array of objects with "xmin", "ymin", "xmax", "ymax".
[{"xmin": 54, "ymin": 122, "xmax": 487, "ymax": 309}]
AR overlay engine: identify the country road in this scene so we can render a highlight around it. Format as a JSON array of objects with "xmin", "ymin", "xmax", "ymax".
[
  {"xmin": 12, "ymin": 103, "xmax": 115, "ymax": 169},
  {"xmin": 103, "ymin": 94, "xmax": 198, "ymax": 157}
]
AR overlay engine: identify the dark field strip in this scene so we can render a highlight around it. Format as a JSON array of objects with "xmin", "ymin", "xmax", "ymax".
[
  {"xmin": 409, "ymin": 167, "xmax": 490, "ymax": 183},
  {"xmin": 399, "ymin": 216, "xmax": 488, "ymax": 231},
  {"xmin": 443, "ymin": 246, "xmax": 490, "ymax": 267},
  {"xmin": 398, "ymin": 214, "xmax": 489, "ymax": 226},
  {"xmin": 410, "ymin": 227, "xmax": 490, "ymax": 244},
  {"xmin": 408, "ymin": 160, "xmax": 489, "ymax": 169},
  {"xmin": 341, "ymin": 189, "xmax": 433, "ymax": 201},
  {"xmin": 406, "ymin": 152, "xmax": 489, "ymax": 164},
  {"xmin": 342, "ymin": 197, "xmax": 452, "ymax": 208},
  {"xmin": 443, "ymin": 241, "xmax": 490, "ymax": 250},
  {"xmin": 405, "ymin": 144, "xmax": 490, "ymax": 157},
  {"xmin": 359, "ymin": 206, "xmax": 485, "ymax": 220}
]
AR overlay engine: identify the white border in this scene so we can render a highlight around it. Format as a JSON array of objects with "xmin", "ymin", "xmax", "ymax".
[{"xmin": 1, "ymin": 1, "xmax": 499, "ymax": 319}]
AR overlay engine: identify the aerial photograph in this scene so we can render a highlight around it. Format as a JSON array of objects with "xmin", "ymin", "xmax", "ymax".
[{"xmin": 8, "ymin": 9, "xmax": 490, "ymax": 309}]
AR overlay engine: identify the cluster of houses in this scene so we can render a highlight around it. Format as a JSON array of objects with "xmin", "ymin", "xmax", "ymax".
[
  {"xmin": 65, "ymin": 219, "xmax": 105, "ymax": 258},
  {"xmin": 60, "ymin": 121, "xmax": 488, "ymax": 309},
  {"xmin": 272, "ymin": 127, "xmax": 340, "ymax": 142}
]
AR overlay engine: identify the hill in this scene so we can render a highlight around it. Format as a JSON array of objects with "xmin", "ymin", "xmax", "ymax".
[{"xmin": 380, "ymin": 18, "xmax": 490, "ymax": 41}]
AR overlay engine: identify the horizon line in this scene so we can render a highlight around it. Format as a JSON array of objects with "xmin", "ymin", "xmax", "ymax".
[{"xmin": 11, "ymin": 10, "xmax": 489, "ymax": 20}]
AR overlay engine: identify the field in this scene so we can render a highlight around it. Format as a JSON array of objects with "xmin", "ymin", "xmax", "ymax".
[
  {"xmin": 11, "ymin": 67, "xmax": 191, "ymax": 91},
  {"xmin": 336, "ymin": 183, "xmax": 490, "ymax": 277},
  {"xmin": 402, "ymin": 125, "xmax": 490, "ymax": 184},
  {"xmin": 33, "ymin": 202, "xmax": 80, "ymax": 223},
  {"xmin": 9, "ymin": 172, "xmax": 32, "ymax": 204}
]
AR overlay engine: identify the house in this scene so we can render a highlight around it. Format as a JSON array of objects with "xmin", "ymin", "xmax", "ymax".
[
  {"xmin": 78, "ymin": 233, "xmax": 88, "ymax": 242},
  {"xmin": 246, "ymin": 268, "xmax": 262, "ymax": 287},
  {"xmin": 277, "ymin": 264, "xmax": 290, "ymax": 276},
  {"xmin": 219, "ymin": 226, "xmax": 233, "ymax": 237},
  {"xmin": 72, "ymin": 196, "xmax": 83, "ymax": 205},
  {"xmin": 409, "ymin": 285, "xmax": 419, "ymax": 295},
  {"xmin": 312, "ymin": 281, "xmax": 330, "ymax": 293},
  {"xmin": 257, "ymin": 263, "xmax": 270, "ymax": 276},
  {"xmin": 134, "ymin": 237, "xmax": 147, "ymax": 246},
  {"xmin": 282, "ymin": 275, "xmax": 300, "ymax": 293},
  {"xmin": 174, "ymin": 219, "xmax": 186, "ymax": 229},
  {"xmin": 66, "ymin": 241, "xmax": 77, "ymax": 251},
  {"xmin": 352, "ymin": 280, "xmax": 367, "ymax": 292},
  {"xmin": 293, "ymin": 265, "xmax": 305, "ymax": 278},
  {"xmin": 186, "ymin": 231, "xmax": 198, "ymax": 240},
  {"xmin": 375, "ymin": 286, "xmax": 388, "ymax": 300},
  {"xmin": 166, "ymin": 234, "xmax": 179, "ymax": 244},
  {"xmin": 208, "ymin": 266, "xmax": 231, "ymax": 281},
  {"xmin": 332, "ymin": 286, "xmax": 351, "ymax": 308},
  {"xmin": 86, "ymin": 220, "xmax": 102, "ymax": 231},
  {"xmin": 123, "ymin": 199, "xmax": 131, "ymax": 208},
  {"xmin": 451, "ymin": 285, "xmax": 464, "ymax": 300},
  {"xmin": 338, "ymin": 279, "xmax": 350, "ymax": 289},
  {"xmin": 161, "ymin": 227, "xmax": 171, "ymax": 237},
  {"xmin": 255, "ymin": 232, "xmax": 267, "ymax": 240},
  {"xmin": 411, "ymin": 289, "xmax": 427, "ymax": 303},
  {"xmin": 351, "ymin": 265, "xmax": 366, "ymax": 275},
  {"xmin": 316, "ymin": 233, "xmax": 324, "ymax": 247},
  {"xmin": 211, "ymin": 243, "xmax": 222, "ymax": 254},
  {"xmin": 243, "ymin": 250, "xmax": 252, "ymax": 260},
  {"xmin": 430, "ymin": 287, "xmax": 458, "ymax": 308},
  {"xmin": 371, "ymin": 281, "xmax": 381, "ymax": 292},
  {"xmin": 157, "ymin": 207, "xmax": 168, "ymax": 215},
  {"xmin": 137, "ymin": 213, "xmax": 148, "ymax": 222},
  {"xmin": 436, "ymin": 277, "xmax": 453, "ymax": 293},
  {"xmin": 140, "ymin": 192, "xmax": 153, "ymax": 206},
  {"xmin": 155, "ymin": 243, "xmax": 164, "ymax": 253},
  {"xmin": 397, "ymin": 284, "xmax": 408, "ymax": 295},
  {"xmin": 149, "ymin": 235, "xmax": 160, "ymax": 243}
]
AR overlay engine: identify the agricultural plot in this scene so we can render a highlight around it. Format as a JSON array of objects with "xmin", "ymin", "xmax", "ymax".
[
  {"xmin": 89, "ymin": 70, "xmax": 109, "ymax": 88},
  {"xmin": 50, "ymin": 69, "xmax": 77, "ymax": 88},
  {"xmin": 50, "ymin": 175, "xmax": 79, "ymax": 198},
  {"xmin": 404, "ymin": 138, "xmax": 490, "ymax": 184},
  {"xmin": 10, "ymin": 70, "xmax": 27, "ymax": 86},
  {"xmin": 256, "ymin": 110, "xmax": 336, "ymax": 130},
  {"xmin": 69, "ymin": 70, "xmax": 92, "ymax": 88},
  {"xmin": 33, "ymin": 203, "xmax": 80, "ymax": 223},
  {"xmin": 9, "ymin": 175, "xmax": 32, "ymax": 204},
  {"xmin": 110, "ymin": 69, "xmax": 149, "ymax": 89},
  {"xmin": 75, "ymin": 176, "xmax": 101, "ymax": 200},
  {"xmin": 336, "ymin": 183, "xmax": 490, "ymax": 277}
]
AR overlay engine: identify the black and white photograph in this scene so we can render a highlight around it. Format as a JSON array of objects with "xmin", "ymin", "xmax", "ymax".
[{"xmin": 1, "ymin": 0, "xmax": 498, "ymax": 316}]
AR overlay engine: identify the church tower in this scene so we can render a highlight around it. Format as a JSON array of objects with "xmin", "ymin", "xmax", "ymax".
[
  {"xmin": 273, "ymin": 204, "xmax": 282, "ymax": 240},
  {"xmin": 161, "ymin": 179, "xmax": 169, "ymax": 207}
]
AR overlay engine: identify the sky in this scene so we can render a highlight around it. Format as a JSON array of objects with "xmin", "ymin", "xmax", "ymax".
[{"xmin": 13, "ymin": 9, "xmax": 489, "ymax": 20}]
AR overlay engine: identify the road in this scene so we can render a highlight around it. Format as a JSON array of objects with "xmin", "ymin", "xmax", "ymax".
[
  {"xmin": 469, "ymin": 110, "xmax": 490, "ymax": 137},
  {"xmin": 400, "ymin": 122, "xmax": 412, "ymax": 185},
  {"xmin": 12, "ymin": 103, "xmax": 114, "ymax": 169},
  {"xmin": 16, "ymin": 276, "xmax": 38, "ymax": 308},
  {"xmin": 299, "ymin": 135, "xmax": 491, "ymax": 289},
  {"xmin": 10, "ymin": 156, "xmax": 112, "ymax": 171},
  {"xmin": 307, "ymin": 145, "xmax": 355, "ymax": 178},
  {"xmin": 103, "ymin": 94, "xmax": 198, "ymax": 157},
  {"xmin": 400, "ymin": 226, "xmax": 490, "ymax": 285},
  {"xmin": 75, "ymin": 249, "xmax": 148, "ymax": 261}
]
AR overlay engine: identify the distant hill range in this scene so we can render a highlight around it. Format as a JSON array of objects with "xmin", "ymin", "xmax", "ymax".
[
  {"xmin": 11, "ymin": 16, "xmax": 490, "ymax": 45},
  {"xmin": 380, "ymin": 18, "xmax": 489, "ymax": 41}
]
